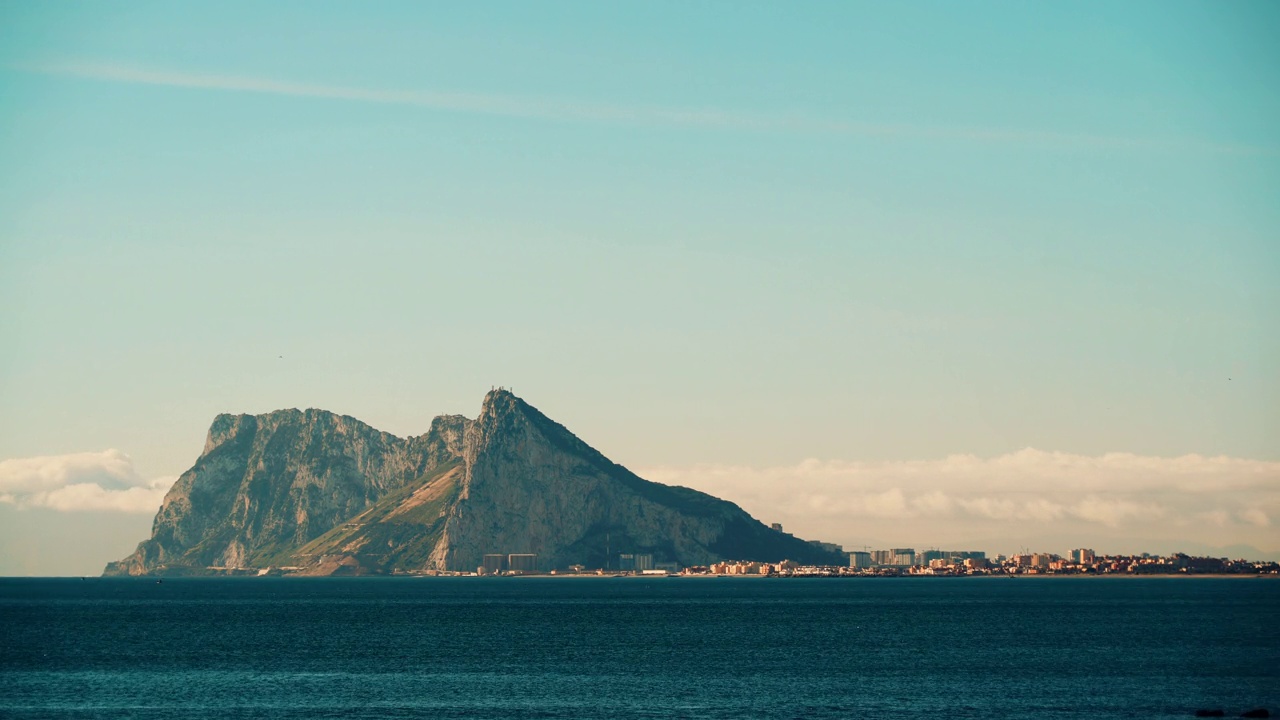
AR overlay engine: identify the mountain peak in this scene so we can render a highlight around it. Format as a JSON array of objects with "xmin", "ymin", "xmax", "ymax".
[
  {"xmin": 471, "ymin": 388, "xmax": 544, "ymax": 449},
  {"xmin": 480, "ymin": 387, "xmax": 523, "ymax": 415}
]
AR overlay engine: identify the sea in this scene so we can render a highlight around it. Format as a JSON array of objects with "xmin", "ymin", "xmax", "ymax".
[{"xmin": 1, "ymin": 576, "xmax": 1276, "ymax": 719}]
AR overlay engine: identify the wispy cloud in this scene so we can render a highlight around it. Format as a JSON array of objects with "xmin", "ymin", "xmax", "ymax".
[
  {"xmin": 21, "ymin": 61, "xmax": 1272, "ymax": 155},
  {"xmin": 639, "ymin": 449, "xmax": 1280, "ymax": 554},
  {"xmin": 25, "ymin": 61, "xmax": 787, "ymax": 129},
  {"xmin": 0, "ymin": 450, "xmax": 175, "ymax": 513}
]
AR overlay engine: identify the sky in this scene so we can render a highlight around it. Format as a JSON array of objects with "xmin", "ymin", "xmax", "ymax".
[{"xmin": 1, "ymin": 1, "xmax": 1277, "ymax": 575}]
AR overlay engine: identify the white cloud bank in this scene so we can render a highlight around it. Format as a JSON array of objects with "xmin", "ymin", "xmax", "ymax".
[
  {"xmin": 3, "ymin": 446, "xmax": 1276, "ymax": 555},
  {"xmin": 638, "ymin": 449, "xmax": 1280, "ymax": 555},
  {"xmin": 0, "ymin": 450, "xmax": 175, "ymax": 513}
]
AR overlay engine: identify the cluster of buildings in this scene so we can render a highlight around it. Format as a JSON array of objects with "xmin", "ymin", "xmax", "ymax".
[
  {"xmin": 846, "ymin": 548, "xmax": 989, "ymax": 569},
  {"xmin": 683, "ymin": 548, "xmax": 987, "ymax": 577},
  {"xmin": 477, "ymin": 551, "xmax": 683, "ymax": 575},
  {"xmin": 705, "ymin": 560, "xmax": 796, "ymax": 575},
  {"xmin": 979, "ymin": 551, "xmax": 1277, "ymax": 576},
  {"xmin": 841, "ymin": 547, "xmax": 1274, "ymax": 576},
  {"xmin": 677, "ymin": 547, "xmax": 1277, "ymax": 577},
  {"xmin": 478, "ymin": 553, "xmax": 539, "ymax": 575},
  {"xmin": 464, "ymin": 545, "xmax": 1278, "ymax": 578},
  {"xmin": 617, "ymin": 553, "xmax": 680, "ymax": 573}
]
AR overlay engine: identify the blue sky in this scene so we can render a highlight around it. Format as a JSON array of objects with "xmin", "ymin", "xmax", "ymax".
[{"xmin": 1, "ymin": 2, "xmax": 1277, "ymax": 573}]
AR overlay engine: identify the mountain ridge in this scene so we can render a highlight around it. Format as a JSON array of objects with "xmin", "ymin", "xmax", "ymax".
[{"xmin": 105, "ymin": 390, "xmax": 844, "ymax": 575}]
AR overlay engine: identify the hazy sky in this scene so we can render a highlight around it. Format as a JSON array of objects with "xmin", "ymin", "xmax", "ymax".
[{"xmin": 2, "ymin": 2, "xmax": 1277, "ymax": 574}]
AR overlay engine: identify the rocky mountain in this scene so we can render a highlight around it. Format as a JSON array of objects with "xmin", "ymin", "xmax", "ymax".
[{"xmin": 105, "ymin": 390, "xmax": 844, "ymax": 575}]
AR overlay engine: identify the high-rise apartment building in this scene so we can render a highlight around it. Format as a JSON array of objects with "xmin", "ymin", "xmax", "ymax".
[
  {"xmin": 918, "ymin": 550, "xmax": 947, "ymax": 566},
  {"xmin": 507, "ymin": 554, "xmax": 538, "ymax": 573},
  {"xmin": 1070, "ymin": 548, "xmax": 1096, "ymax": 564}
]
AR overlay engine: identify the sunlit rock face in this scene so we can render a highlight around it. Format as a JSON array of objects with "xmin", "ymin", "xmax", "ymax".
[
  {"xmin": 104, "ymin": 410, "xmax": 468, "ymax": 575},
  {"xmin": 105, "ymin": 391, "xmax": 841, "ymax": 576}
]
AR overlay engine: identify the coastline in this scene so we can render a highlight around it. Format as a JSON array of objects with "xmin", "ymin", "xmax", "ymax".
[{"xmin": 15, "ymin": 571, "xmax": 1273, "ymax": 581}]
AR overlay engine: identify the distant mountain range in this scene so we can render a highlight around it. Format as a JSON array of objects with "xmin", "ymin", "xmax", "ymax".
[{"xmin": 105, "ymin": 390, "xmax": 843, "ymax": 576}]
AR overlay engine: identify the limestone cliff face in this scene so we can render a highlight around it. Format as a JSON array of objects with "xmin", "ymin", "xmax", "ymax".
[
  {"xmin": 427, "ymin": 390, "xmax": 837, "ymax": 571},
  {"xmin": 106, "ymin": 391, "xmax": 842, "ymax": 576},
  {"xmin": 104, "ymin": 409, "xmax": 469, "ymax": 575}
]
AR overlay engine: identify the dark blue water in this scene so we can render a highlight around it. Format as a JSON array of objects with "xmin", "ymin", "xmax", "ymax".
[{"xmin": 1, "ymin": 577, "xmax": 1276, "ymax": 719}]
